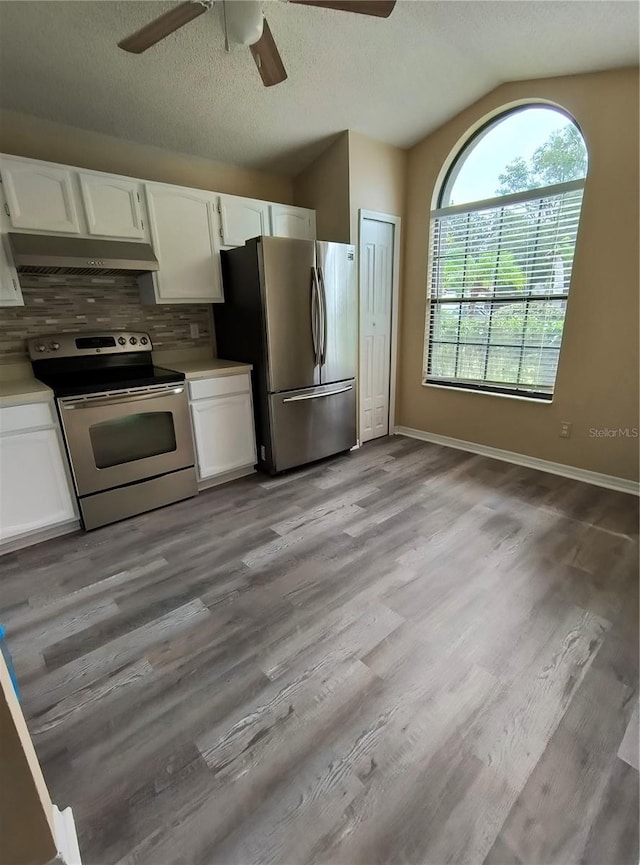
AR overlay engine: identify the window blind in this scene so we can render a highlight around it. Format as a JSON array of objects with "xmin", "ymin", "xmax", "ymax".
[{"xmin": 425, "ymin": 180, "xmax": 584, "ymax": 399}]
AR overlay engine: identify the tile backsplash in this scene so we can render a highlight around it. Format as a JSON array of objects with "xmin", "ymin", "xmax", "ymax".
[{"xmin": 0, "ymin": 274, "xmax": 213, "ymax": 364}]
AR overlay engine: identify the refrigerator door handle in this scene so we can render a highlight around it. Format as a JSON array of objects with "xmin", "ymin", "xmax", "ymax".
[
  {"xmin": 310, "ymin": 267, "xmax": 320, "ymax": 366},
  {"xmin": 318, "ymin": 266, "xmax": 328, "ymax": 365},
  {"xmin": 282, "ymin": 384, "xmax": 353, "ymax": 403}
]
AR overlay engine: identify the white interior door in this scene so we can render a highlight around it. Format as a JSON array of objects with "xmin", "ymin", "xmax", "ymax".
[{"xmin": 359, "ymin": 216, "xmax": 394, "ymax": 443}]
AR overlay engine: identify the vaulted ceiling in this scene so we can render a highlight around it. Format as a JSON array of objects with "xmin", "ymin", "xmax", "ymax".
[{"xmin": 0, "ymin": 1, "xmax": 637, "ymax": 175}]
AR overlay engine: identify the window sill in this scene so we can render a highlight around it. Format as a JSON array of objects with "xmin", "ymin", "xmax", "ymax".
[{"xmin": 422, "ymin": 381, "xmax": 554, "ymax": 404}]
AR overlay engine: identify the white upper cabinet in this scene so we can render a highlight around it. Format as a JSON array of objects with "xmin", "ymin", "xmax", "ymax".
[
  {"xmin": 0, "ymin": 233, "xmax": 23, "ymax": 307},
  {"xmin": 0, "ymin": 156, "xmax": 81, "ymax": 234},
  {"xmin": 79, "ymin": 173, "xmax": 146, "ymax": 239},
  {"xmin": 219, "ymin": 195, "xmax": 270, "ymax": 247},
  {"xmin": 0, "ymin": 153, "xmax": 316, "ymax": 306},
  {"xmin": 270, "ymin": 204, "xmax": 316, "ymax": 240},
  {"xmin": 143, "ymin": 183, "xmax": 223, "ymax": 303}
]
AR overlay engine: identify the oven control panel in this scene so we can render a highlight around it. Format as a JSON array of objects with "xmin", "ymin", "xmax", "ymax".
[{"xmin": 28, "ymin": 331, "xmax": 152, "ymax": 360}]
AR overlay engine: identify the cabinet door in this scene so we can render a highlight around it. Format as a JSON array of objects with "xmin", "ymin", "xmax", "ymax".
[
  {"xmin": 191, "ymin": 393, "xmax": 256, "ymax": 479},
  {"xmin": 0, "ymin": 428, "xmax": 76, "ymax": 541},
  {"xmin": 0, "ymin": 157, "xmax": 81, "ymax": 234},
  {"xmin": 145, "ymin": 184, "xmax": 223, "ymax": 302},
  {"xmin": 0, "ymin": 234, "xmax": 23, "ymax": 307},
  {"xmin": 79, "ymin": 174, "xmax": 145, "ymax": 239},
  {"xmin": 270, "ymin": 205, "xmax": 316, "ymax": 240},
  {"xmin": 219, "ymin": 195, "xmax": 270, "ymax": 247}
]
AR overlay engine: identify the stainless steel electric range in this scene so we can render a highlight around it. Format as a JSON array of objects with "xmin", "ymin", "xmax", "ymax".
[{"xmin": 29, "ymin": 331, "xmax": 197, "ymax": 530}]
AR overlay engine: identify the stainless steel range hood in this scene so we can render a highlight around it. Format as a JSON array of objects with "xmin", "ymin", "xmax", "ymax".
[{"xmin": 8, "ymin": 233, "xmax": 159, "ymax": 276}]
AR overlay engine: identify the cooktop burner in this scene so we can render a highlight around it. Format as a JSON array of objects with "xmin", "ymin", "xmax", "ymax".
[{"xmin": 28, "ymin": 330, "xmax": 185, "ymax": 398}]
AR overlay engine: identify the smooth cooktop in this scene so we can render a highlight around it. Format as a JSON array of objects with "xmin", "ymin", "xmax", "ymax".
[{"xmin": 33, "ymin": 363, "xmax": 185, "ymax": 398}]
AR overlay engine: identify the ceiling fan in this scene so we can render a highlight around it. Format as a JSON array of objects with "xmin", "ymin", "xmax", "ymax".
[{"xmin": 118, "ymin": 0, "xmax": 396, "ymax": 87}]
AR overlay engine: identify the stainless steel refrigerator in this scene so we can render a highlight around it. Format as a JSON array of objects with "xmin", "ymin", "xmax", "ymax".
[{"xmin": 215, "ymin": 236, "xmax": 357, "ymax": 474}]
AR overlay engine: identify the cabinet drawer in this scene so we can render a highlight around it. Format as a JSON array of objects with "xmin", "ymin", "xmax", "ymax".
[
  {"xmin": 189, "ymin": 373, "xmax": 251, "ymax": 401},
  {"xmin": 0, "ymin": 401, "xmax": 54, "ymax": 434}
]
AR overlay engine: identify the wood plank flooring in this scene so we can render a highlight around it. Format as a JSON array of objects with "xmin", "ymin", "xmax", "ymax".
[{"xmin": 1, "ymin": 435, "xmax": 638, "ymax": 865}]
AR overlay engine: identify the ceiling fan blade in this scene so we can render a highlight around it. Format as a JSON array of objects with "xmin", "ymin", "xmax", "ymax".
[
  {"xmin": 250, "ymin": 18, "xmax": 287, "ymax": 87},
  {"xmin": 290, "ymin": 0, "xmax": 396, "ymax": 18},
  {"xmin": 118, "ymin": 1, "xmax": 208, "ymax": 54}
]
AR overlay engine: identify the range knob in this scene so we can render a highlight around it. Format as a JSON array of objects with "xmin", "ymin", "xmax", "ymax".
[
  {"xmin": 140, "ymin": 336, "xmax": 149, "ymax": 345},
  {"xmin": 49, "ymin": 341, "xmax": 60, "ymax": 351},
  {"xmin": 117, "ymin": 336, "xmax": 127, "ymax": 346},
  {"xmin": 129, "ymin": 336, "xmax": 138, "ymax": 345},
  {"xmin": 35, "ymin": 343, "xmax": 46, "ymax": 353}
]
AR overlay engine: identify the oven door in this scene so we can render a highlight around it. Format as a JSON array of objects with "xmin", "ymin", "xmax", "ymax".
[{"xmin": 58, "ymin": 385, "xmax": 195, "ymax": 496}]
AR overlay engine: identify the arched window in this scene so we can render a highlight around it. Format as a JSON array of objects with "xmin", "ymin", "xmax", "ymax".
[{"xmin": 425, "ymin": 104, "xmax": 587, "ymax": 400}]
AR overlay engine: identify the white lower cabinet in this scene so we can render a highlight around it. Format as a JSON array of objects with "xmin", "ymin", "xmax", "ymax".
[
  {"xmin": 189, "ymin": 374, "xmax": 256, "ymax": 482},
  {"xmin": 0, "ymin": 409, "xmax": 77, "ymax": 543}
]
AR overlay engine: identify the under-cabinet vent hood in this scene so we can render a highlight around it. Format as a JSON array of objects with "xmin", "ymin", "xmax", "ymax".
[{"xmin": 8, "ymin": 233, "xmax": 159, "ymax": 276}]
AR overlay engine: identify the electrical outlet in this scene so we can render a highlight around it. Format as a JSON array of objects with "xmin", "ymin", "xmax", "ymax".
[
  {"xmin": 189, "ymin": 323, "xmax": 199, "ymax": 339},
  {"xmin": 560, "ymin": 421, "xmax": 572, "ymax": 438}
]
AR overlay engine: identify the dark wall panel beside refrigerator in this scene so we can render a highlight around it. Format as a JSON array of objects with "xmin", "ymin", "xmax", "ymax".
[{"xmin": 215, "ymin": 236, "xmax": 357, "ymax": 475}]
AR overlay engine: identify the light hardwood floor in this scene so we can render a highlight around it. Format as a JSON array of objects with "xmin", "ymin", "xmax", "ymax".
[{"xmin": 1, "ymin": 435, "xmax": 638, "ymax": 865}]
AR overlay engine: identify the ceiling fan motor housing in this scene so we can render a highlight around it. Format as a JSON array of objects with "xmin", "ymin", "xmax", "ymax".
[{"xmin": 225, "ymin": 0, "xmax": 264, "ymax": 46}]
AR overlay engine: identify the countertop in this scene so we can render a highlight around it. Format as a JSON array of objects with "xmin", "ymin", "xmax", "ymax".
[
  {"xmin": 0, "ymin": 357, "xmax": 251, "ymax": 407},
  {"xmin": 167, "ymin": 359, "xmax": 253, "ymax": 380},
  {"xmin": 0, "ymin": 376, "xmax": 53, "ymax": 407}
]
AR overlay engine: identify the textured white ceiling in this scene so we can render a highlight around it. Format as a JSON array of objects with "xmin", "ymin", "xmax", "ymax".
[{"xmin": 0, "ymin": 1, "xmax": 637, "ymax": 175}]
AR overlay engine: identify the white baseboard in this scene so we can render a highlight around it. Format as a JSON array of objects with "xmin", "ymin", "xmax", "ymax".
[
  {"xmin": 198, "ymin": 465, "xmax": 256, "ymax": 491},
  {"xmin": 394, "ymin": 426, "xmax": 640, "ymax": 496},
  {"xmin": 52, "ymin": 805, "xmax": 82, "ymax": 865},
  {"xmin": 0, "ymin": 519, "xmax": 81, "ymax": 556}
]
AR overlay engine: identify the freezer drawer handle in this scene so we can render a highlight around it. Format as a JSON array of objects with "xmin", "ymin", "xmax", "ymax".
[{"xmin": 282, "ymin": 385, "xmax": 353, "ymax": 403}]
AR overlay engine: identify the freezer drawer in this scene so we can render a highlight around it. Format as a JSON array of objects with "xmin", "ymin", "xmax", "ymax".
[{"xmin": 269, "ymin": 379, "xmax": 356, "ymax": 473}]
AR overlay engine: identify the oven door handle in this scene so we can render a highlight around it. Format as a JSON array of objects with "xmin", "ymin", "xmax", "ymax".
[{"xmin": 61, "ymin": 387, "xmax": 185, "ymax": 410}]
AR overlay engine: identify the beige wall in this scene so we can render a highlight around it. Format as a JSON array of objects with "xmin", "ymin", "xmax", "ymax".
[
  {"xmin": 347, "ymin": 130, "xmax": 406, "ymax": 242},
  {"xmin": 293, "ymin": 133, "xmax": 351, "ymax": 243},
  {"xmin": 0, "ymin": 656, "xmax": 56, "ymax": 865},
  {"xmin": 293, "ymin": 130, "xmax": 407, "ymax": 244},
  {"xmin": 398, "ymin": 67, "xmax": 640, "ymax": 482},
  {"xmin": 0, "ymin": 109, "xmax": 293, "ymax": 203}
]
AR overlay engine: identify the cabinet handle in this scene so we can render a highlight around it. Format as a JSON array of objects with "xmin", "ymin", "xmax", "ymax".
[{"xmin": 4, "ymin": 203, "xmax": 9, "ymax": 217}]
